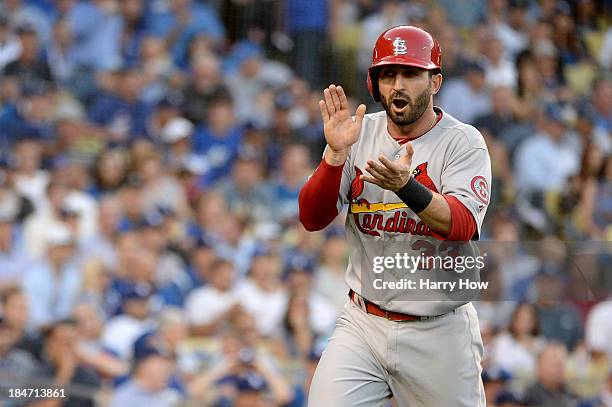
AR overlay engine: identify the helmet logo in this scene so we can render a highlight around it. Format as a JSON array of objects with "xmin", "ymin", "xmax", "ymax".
[{"xmin": 392, "ymin": 37, "xmax": 407, "ymax": 55}]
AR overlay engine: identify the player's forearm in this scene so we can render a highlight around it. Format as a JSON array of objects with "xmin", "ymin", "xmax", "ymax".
[
  {"xmin": 298, "ymin": 158, "xmax": 343, "ymax": 231},
  {"xmin": 395, "ymin": 178, "xmax": 476, "ymax": 240},
  {"xmin": 415, "ymin": 193, "xmax": 451, "ymax": 235}
]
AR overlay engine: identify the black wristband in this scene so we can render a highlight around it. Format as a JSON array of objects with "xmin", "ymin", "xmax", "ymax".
[{"xmin": 395, "ymin": 177, "xmax": 434, "ymax": 213}]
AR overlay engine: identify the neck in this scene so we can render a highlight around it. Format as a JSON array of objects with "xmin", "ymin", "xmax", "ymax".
[{"xmin": 387, "ymin": 105, "xmax": 437, "ymax": 139}]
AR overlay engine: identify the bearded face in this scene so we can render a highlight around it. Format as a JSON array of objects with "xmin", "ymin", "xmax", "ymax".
[{"xmin": 380, "ymin": 80, "xmax": 432, "ymax": 127}]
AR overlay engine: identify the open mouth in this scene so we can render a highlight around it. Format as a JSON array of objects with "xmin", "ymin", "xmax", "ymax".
[{"xmin": 392, "ymin": 98, "xmax": 409, "ymax": 110}]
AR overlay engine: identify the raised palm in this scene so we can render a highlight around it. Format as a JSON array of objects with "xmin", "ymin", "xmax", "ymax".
[{"xmin": 319, "ymin": 85, "xmax": 366, "ymax": 153}]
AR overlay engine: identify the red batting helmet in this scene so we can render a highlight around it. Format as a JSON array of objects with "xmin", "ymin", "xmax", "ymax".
[{"xmin": 367, "ymin": 26, "xmax": 442, "ymax": 102}]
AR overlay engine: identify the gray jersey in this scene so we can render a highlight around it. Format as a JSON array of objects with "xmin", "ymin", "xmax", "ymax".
[{"xmin": 332, "ymin": 107, "xmax": 492, "ymax": 316}]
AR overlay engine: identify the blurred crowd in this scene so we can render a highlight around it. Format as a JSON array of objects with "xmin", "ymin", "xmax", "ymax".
[{"xmin": 0, "ymin": 0, "xmax": 610, "ymax": 406}]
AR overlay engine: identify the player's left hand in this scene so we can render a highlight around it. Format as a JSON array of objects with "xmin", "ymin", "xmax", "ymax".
[{"xmin": 361, "ymin": 142, "xmax": 414, "ymax": 192}]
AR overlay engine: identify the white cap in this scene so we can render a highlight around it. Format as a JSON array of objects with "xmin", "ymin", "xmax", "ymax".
[
  {"xmin": 45, "ymin": 224, "xmax": 74, "ymax": 248},
  {"xmin": 160, "ymin": 117, "xmax": 194, "ymax": 143}
]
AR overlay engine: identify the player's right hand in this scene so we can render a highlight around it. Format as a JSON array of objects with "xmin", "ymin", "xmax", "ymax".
[{"xmin": 319, "ymin": 85, "xmax": 366, "ymax": 156}]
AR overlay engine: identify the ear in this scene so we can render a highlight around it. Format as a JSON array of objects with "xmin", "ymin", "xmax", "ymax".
[{"xmin": 431, "ymin": 73, "xmax": 443, "ymax": 95}]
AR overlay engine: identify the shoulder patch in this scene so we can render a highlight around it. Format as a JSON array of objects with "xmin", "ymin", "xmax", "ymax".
[{"xmin": 471, "ymin": 176, "xmax": 489, "ymax": 204}]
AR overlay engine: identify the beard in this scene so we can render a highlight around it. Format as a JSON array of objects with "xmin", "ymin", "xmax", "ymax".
[{"xmin": 381, "ymin": 83, "xmax": 432, "ymax": 127}]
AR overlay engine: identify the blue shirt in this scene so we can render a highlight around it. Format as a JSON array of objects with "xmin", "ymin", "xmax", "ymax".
[
  {"xmin": 285, "ymin": 0, "xmax": 328, "ymax": 32},
  {"xmin": 88, "ymin": 95, "xmax": 152, "ymax": 141},
  {"xmin": 67, "ymin": 2, "xmax": 122, "ymax": 70},
  {"xmin": 267, "ymin": 178, "xmax": 306, "ymax": 222},
  {"xmin": 22, "ymin": 260, "xmax": 82, "ymax": 328},
  {"xmin": 192, "ymin": 125, "xmax": 243, "ymax": 186},
  {"xmin": 144, "ymin": 2, "xmax": 225, "ymax": 67},
  {"xmin": 0, "ymin": 104, "xmax": 56, "ymax": 150}
]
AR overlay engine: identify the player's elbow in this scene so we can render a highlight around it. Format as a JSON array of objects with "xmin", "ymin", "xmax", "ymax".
[{"xmin": 299, "ymin": 211, "xmax": 326, "ymax": 232}]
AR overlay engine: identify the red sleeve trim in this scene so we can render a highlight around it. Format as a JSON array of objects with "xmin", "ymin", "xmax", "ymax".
[
  {"xmin": 430, "ymin": 195, "xmax": 477, "ymax": 241},
  {"xmin": 298, "ymin": 159, "xmax": 344, "ymax": 231}
]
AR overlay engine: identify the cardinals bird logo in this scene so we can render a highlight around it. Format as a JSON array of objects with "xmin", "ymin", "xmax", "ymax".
[
  {"xmin": 350, "ymin": 166, "xmax": 365, "ymax": 201},
  {"xmin": 350, "ymin": 166, "xmax": 379, "ymax": 236},
  {"xmin": 412, "ymin": 163, "xmax": 438, "ymax": 193}
]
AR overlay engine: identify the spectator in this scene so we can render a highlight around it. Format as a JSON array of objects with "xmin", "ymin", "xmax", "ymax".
[
  {"xmin": 533, "ymin": 39, "xmax": 567, "ymax": 97},
  {"xmin": 80, "ymin": 195, "xmax": 122, "ymax": 270},
  {"xmin": 109, "ymin": 346, "xmax": 182, "ymax": 407},
  {"xmin": 285, "ymin": 262, "xmax": 336, "ymax": 337},
  {"xmin": 522, "ymin": 343, "xmax": 582, "ymax": 407},
  {"xmin": 138, "ymin": 35, "xmax": 181, "ymax": 105},
  {"xmin": 159, "ymin": 117, "xmax": 199, "ymax": 171},
  {"xmin": 514, "ymin": 104, "xmax": 580, "ymax": 195},
  {"xmin": 268, "ymin": 144, "xmax": 312, "ymax": 224},
  {"xmin": 534, "ymin": 268, "xmax": 583, "ymax": 351},
  {"xmin": 512, "ymin": 53, "xmax": 544, "ymax": 120},
  {"xmin": 192, "ymin": 93, "xmax": 244, "ymax": 186},
  {"xmin": 133, "ymin": 307, "xmax": 187, "ymax": 360},
  {"xmin": 3, "ymin": 24, "xmax": 52, "ymax": 84},
  {"xmin": 480, "ymin": 34, "xmax": 517, "ymax": 88},
  {"xmin": 438, "ymin": 61, "xmax": 491, "ymax": 124},
  {"xmin": 101, "ymin": 283, "xmax": 155, "ymax": 360},
  {"xmin": 47, "ymin": 18, "xmax": 77, "ymax": 86},
  {"xmin": 72, "ymin": 302, "xmax": 128, "ymax": 381},
  {"xmin": 218, "ymin": 157, "xmax": 272, "ymax": 222},
  {"xmin": 182, "ymin": 53, "xmax": 230, "ymax": 125},
  {"xmin": 10, "ymin": 139, "xmax": 49, "ymax": 212},
  {"xmin": 145, "ymin": 0, "xmax": 225, "ymax": 67},
  {"xmin": 474, "ymin": 86, "xmax": 520, "ymax": 140},
  {"xmin": 90, "ymin": 148, "xmax": 129, "ymax": 196},
  {"xmin": 490, "ymin": 0, "xmax": 529, "ymax": 57},
  {"xmin": 136, "ymin": 149, "xmax": 189, "ymax": 217},
  {"xmin": 88, "ymin": 67, "xmax": 151, "ymax": 143},
  {"xmin": 185, "ymin": 259, "xmax": 241, "ymax": 336},
  {"xmin": 22, "ymin": 224, "xmax": 81, "ymax": 328},
  {"xmin": 225, "ymin": 41, "xmax": 293, "ymax": 123},
  {"xmin": 282, "ymin": 290, "xmax": 314, "ymax": 360},
  {"xmin": 65, "ymin": 0, "xmax": 121, "ymax": 71},
  {"xmin": 492, "ymin": 303, "xmax": 546, "ymax": 390},
  {"xmin": 434, "ymin": 24, "xmax": 471, "ymax": 80},
  {"xmin": 238, "ymin": 253, "xmax": 288, "ymax": 337},
  {"xmin": 0, "ymin": 0, "xmax": 49, "ymax": 43},
  {"xmin": 38, "ymin": 319, "xmax": 102, "ymax": 407},
  {"xmin": 0, "ymin": 321, "xmax": 41, "ymax": 394},
  {"xmin": 0, "ymin": 286, "xmax": 42, "ymax": 357},
  {"xmin": 132, "ymin": 307, "xmax": 188, "ymax": 394}
]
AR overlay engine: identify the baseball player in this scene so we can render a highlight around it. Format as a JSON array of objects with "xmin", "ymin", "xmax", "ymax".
[{"xmin": 298, "ymin": 26, "xmax": 491, "ymax": 406}]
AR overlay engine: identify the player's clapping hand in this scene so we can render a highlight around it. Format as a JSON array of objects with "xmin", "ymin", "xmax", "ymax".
[
  {"xmin": 361, "ymin": 142, "xmax": 414, "ymax": 192},
  {"xmin": 319, "ymin": 85, "xmax": 366, "ymax": 155}
]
